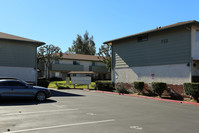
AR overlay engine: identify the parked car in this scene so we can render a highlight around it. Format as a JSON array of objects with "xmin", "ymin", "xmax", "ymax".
[{"xmin": 0, "ymin": 78, "xmax": 51, "ymax": 101}]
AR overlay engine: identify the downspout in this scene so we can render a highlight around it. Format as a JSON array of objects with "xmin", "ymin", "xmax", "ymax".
[
  {"xmin": 110, "ymin": 43, "xmax": 115, "ymax": 86},
  {"xmin": 185, "ymin": 25, "xmax": 193, "ymax": 82}
]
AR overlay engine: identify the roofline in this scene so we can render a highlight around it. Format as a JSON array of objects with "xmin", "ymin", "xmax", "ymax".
[
  {"xmin": 0, "ymin": 38, "xmax": 45, "ymax": 46},
  {"xmin": 103, "ymin": 20, "xmax": 198, "ymax": 44},
  {"xmin": 61, "ymin": 53, "xmax": 103, "ymax": 62},
  {"xmin": 61, "ymin": 57, "xmax": 102, "ymax": 62}
]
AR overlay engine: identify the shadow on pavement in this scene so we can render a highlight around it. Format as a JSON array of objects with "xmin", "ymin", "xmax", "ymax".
[
  {"xmin": 0, "ymin": 99, "xmax": 56, "ymax": 106},
  {"xmin": 0, "ymin": 90, "xmax": 84, "ymax": 106},
  {"xmin": 50, "ymin": 89, "xmax": 84, "ymax": 97}
]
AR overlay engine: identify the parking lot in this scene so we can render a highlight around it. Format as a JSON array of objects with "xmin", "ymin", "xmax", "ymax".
[{"xmin": 0, "ymin": 89, "xmax": 199, "ymax": 133}]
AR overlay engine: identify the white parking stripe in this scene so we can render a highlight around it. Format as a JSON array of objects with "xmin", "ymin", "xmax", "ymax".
[
  {"xmin": 52, "ymin": 104, "xmax": 66, "ymax": 108},
  {"xmin": 3, "ymin": 119, "xmax": 115, "ymax": 133},
  {"xmin": 2, "ymin": 108, "xmax": 79, "ymax": 116}
]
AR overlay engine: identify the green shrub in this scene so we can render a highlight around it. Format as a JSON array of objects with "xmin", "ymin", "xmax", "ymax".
[
  {"xmin": 95, "ymin": 80, "xmax": 114, "ymax": 92},
  {"xmin": 184, "ymin": 83, "xmax": 199, "ymax": 102},
  {"xmin": 183, "ymin": 83, "xmax": 192, "ymax": 95},
  {"xmin": 133, "ymin": 81, "xmax": 144, "ymax": 95},
  {"xmin": 116, "ymin": 82, "xmax": 129, "ymax": 94},
  {"xmin": 57, "ymin": 86, "xmax": 70, "ymax": 89},
  {"xmin": 37, "ymin": 79, "xmax": 49, "ymax": 88},
  {"xmin": 152, "ymin": 82, "xmax": 167, "ymax": 97},
  {"xmin": 55, "ymin": 82, "xmax": 70, "ymax": 89}
]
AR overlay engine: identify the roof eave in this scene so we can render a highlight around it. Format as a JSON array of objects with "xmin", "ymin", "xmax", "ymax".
[
  {"xmin": 0, "ymin": 38, "xmax": 45, "ymax": 46},
  {"xmin": 103, "ymin": 20, "xmax": 198, "ymax": 44},
  {"xmin": 61, "ymin": 58, "xmax": 102, "ymax": 62}
]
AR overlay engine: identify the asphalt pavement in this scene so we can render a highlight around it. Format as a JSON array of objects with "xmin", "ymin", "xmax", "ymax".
[{"xmin": 0, "ymin": 89, "xmax": 199, "ymax": 133}]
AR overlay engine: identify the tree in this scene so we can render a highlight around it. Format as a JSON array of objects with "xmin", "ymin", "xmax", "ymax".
[
  {"xmin": 98, "ymin": 44, "xmax": 112, "ymax": 72},
  {"xmin": 67, "ymin": 31, "xmax": 96, "ymax": 55},
  {"xmin": 37, "ymin": 44, "xmax": 63, "ymax": 79}
]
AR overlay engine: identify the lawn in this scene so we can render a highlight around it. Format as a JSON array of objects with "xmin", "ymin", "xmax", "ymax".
[{"xmin": 48, "ymin": 81, "xmax": 96, "ymax": 89}]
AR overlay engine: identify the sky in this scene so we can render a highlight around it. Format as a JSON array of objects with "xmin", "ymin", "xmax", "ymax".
[{"xmin": 0, "ymin": 0, "xmax": 199, "ymax": 53}]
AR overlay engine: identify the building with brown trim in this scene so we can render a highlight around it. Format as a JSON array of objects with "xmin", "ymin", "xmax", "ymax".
[
  {"xmin": 39, "ymin": 53, "xmax": 111, "ymax": 81},
  {"xmin": 0, "ymin": 32, "xmax": 45, "ymax": 84},
  {"xmin": 104, "ymin": 20, "xmax": 199, "ymax": 93}
]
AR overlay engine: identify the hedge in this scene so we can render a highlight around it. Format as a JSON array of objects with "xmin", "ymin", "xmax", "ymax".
[
  {"xmin": 183, "ymin": 83, "xmax": 199, "ymax": 102},
  {"xmin": 95, "ymin": 80, "xmax": 114, "ymax": 92},
  {"xmin": 37, "ymin": 79, "xmax": 50, "ymax": 88},
  {"xmin": 152, "ymin": 82, "xmax": 167, "ymax": 97},
  {"xmin": 133, "ymin": 81, "xmax": 144, "ymax": 95},
  {"xmin": 50, "ymin": 77, "xmax": 62, "ymax": 81}
]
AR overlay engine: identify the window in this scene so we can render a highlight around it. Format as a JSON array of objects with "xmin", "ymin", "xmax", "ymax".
[
  {"xmin": 196, "ymin": 30, "xmax": 199, "ymax": 42},
  {"xmin": 92, "ymin": 62, "xmax": 95, "ymax": 66},
  {"xmin": 137, "ymin": 35, "xmax": 148, "ymax": 42},
  {"xmin": 13, "ymin": 81, "xmax": 26, "ymax": 86},
  {"xmin": 161, "ymin": 39, "xmax": 168, "ymax": 44},
  {"xmin": 0, "ymin": 82, "xmax": 10, "ymax": 86},
  {"xmin": 0, "ymin": 81, "xmax": 26, "ymax": 86},
  {"xmin": 73, "ymin": 61, "xmax": 80, "ymax": 65},
  {"xmin": 0, "ymin": 82, "xmax": 4, "ymax": 86},
  {"xmin": 55, "ymin": 60, "xmax": 59, "ymax": 64},
  {"xmin": 55, "ymin": 72, "xmax": 60, "ymax": 77}
]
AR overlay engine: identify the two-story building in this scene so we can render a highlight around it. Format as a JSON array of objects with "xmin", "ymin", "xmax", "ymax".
[
  {"xmin": 103, "ymin": 20, "xmax": 199, "ymax": 89},
  {"xmin": 39, "ymin": 53, "xmax": 111, "ymax": 81},
  {"xmin": 0, "ymin": 32, "xmax": 45, "ymax": 84}
]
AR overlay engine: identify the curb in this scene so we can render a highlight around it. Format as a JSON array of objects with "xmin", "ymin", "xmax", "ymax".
[
  {"xmin": 85, "ymin": 90, "xmax": 199, "ymax": 106},
  {"xmin": 49, "ymin": 88, "xmax": 84, "ymax": 90}
]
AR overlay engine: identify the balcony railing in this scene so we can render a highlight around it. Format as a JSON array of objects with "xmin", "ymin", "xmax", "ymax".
[
  {"xmin": 52, "ymin": 64, "xmax": 84, "ymax": 71},
  {"xmin": 90, "ymin": 66, "xmax": 109, "ymax": 73}
]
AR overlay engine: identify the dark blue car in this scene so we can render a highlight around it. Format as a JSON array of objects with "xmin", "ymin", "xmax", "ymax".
[{"xmin": 0, "ymin": 78, "xmax": 51, "ymax": 102}]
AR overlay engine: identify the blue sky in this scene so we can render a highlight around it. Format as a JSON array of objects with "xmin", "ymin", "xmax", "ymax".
[{"xmin": 0, "ymin": 0, "xmax": 198, "ymax": 53}]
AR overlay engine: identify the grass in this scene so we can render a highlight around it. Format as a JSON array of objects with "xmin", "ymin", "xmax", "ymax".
[{"xmin": 48, "ymin": 80, "xmax": 96, "ymax": 89}]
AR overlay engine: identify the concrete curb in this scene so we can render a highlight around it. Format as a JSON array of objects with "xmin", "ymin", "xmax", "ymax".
[{"xmin": 85, "ymin": 90, "xmax": 199, "ymax": 106}]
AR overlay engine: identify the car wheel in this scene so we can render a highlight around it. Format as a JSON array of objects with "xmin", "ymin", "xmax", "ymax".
[{"xmin": 36, "ymin": 92, "xmax": 46, "ymax": 102}]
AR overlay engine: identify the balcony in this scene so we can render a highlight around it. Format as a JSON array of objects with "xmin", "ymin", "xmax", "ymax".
[
  {"xmin": 90, "ymin": 66, "xmax": 109, "ymax": 73},
  {"xmin": 52, "ymin": 64, "xmax": 84, "ymax": 71}
]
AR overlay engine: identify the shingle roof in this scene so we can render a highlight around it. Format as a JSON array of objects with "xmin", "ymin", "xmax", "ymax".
[
  {"xmin": 0, "ymin": 32, "xmax": 45, "ymax": 46},
  {"xmin": 62, "ymin": 53, "xmax": 102, "ymax": 61},
  {"xmin": 103, "ymin": 20, "xmax": 198, "ymax": 44}
]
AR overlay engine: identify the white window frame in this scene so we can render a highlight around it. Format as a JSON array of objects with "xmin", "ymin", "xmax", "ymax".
[{"xmin": 55, "ymin": 72, "xmax": 60, "ymax": 77}]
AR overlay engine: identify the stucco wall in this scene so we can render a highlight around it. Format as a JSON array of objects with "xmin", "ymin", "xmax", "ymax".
[
  {"xmin": 114, "ymin": 64, "xmax": 191, "ymax": 85},
  {"xmin": 95, "ymin": 62, "xmax": 106, "ymax": 66},
  {"xmin": 0, "ymin": 66, "xmax": 36, "ymax": 82}
]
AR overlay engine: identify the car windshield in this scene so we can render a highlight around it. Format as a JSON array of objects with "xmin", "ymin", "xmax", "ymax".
[{"xmin": 19, "ymin": 79, "xmax": 28, "ymax": 85}]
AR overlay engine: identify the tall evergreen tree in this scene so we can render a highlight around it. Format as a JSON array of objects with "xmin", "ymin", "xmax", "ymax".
[
  {"xmin": 67, "ymin": 31, "xmax": 96, "ymax": 55},
  {"xmin": 98, "ymin": 44, "xmax": 112, "ymax": 72}
]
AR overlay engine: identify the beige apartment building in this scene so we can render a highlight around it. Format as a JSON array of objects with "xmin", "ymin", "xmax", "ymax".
[{"xmin": 39, "ymin": 53, "xmax": 111, "ymax": 81}]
